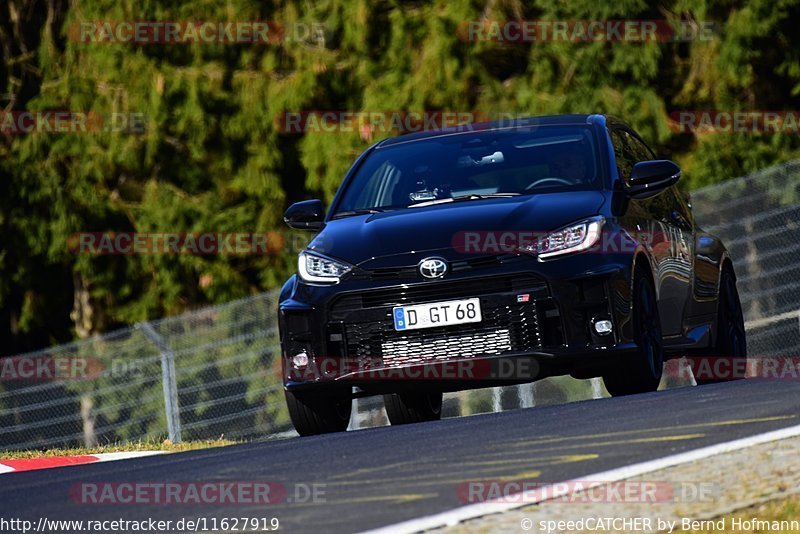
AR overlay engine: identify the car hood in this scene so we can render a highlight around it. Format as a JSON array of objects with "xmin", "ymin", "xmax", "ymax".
[{"xmin": 307, "ymin": 191, "xmax": 607, "ymax": 267}]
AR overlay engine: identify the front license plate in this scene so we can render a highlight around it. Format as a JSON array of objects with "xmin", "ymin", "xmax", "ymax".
[{"xmin": 393, "ymin": 298, "xmax": 482, "ymax": 331}]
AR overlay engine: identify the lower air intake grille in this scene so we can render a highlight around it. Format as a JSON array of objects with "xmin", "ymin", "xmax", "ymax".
[
  {"xmin": 381, "ymin": 329, "xmax": 512, "ymax": 367},
  {"xmin": 343, "ymin": 302, "xmax": 540, "ymax": 366}
]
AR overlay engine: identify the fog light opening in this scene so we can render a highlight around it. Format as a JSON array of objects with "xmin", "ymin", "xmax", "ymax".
[
  {"xmin": 292, "ymin": 351, "xmax": 310, "ymax": 368},
  {"xmin": 592, "ymin": 318, "xmax": 613, "ymax": 336}
]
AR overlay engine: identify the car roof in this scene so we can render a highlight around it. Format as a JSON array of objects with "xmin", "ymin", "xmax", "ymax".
[{"xmin": 376, "ymin": 113, "xmax": 627, "ymax": 148}]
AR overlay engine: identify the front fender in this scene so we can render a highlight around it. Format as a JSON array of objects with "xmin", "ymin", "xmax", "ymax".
[
  {"xmin": 695, "ymin": 232, "xmax": 730, "ymax": 302},
  {"xmin": 279, "ymin": 274, "xmax": 298, "ymax": 303}
]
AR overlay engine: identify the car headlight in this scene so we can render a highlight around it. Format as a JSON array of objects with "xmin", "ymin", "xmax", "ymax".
[
  {"xmin": 522, "ymin": 216, "xmax": 605, "ymax": 260},
  {"xmin": 298, "ymin": 251, "xmax": 353, "ymax": 283}
]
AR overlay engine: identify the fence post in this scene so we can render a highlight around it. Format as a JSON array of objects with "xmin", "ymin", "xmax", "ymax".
[
  {"xmin": 492, "ymin": 386, "xmax": 502, "ymax": 412},
  {"xmin": 348, "ymin": 386, "xmax": 360, "ymax": 431},
  {"xmin": 349, "ymin": 397, "xmax": 360, "ymax": 430},
  {"xmin": 518, "ymin": 383, "xmax": 535, "ymax": 408},
  {"xmin": 139, "ymin": 322, "xmax": 182, "ymax": 443},
  {"xmin": 590, "ymin": 377, "xmax": 603, "ymax": 399}
]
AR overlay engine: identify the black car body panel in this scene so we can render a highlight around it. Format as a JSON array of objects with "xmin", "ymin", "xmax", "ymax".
[{"xmin": 279, "ymin": 114, "xmax": 731, "ymax": 396}]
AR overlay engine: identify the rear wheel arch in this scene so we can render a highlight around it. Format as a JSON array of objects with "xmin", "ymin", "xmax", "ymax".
[
  {"xmin": 715, "ymin": 256, "xmax": 737, "ymax": 312},
  {"xmin": 720, "ymin": 257, "xmax": 736, "ymax": 281},
  {"xmin": 695, "ymin": 261, "xmax": 747, "ymax": 384},
  {"xmin": 715, "ymin": 258, "xmax": 744, "ymax": 339}
]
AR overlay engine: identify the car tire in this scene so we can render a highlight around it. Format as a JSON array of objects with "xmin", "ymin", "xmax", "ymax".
[
  {"xmin": 383, "ymin": 391, "xmax": 443, "ymax": 425},
  {"xmin": 694, "ymin": 266, "xmax": 747, "ymax": 385},
  {"xmin": 285, "ymin": 390, "xmax": 352, "ymax": 436},
  {"xmin": 603, "ymin": 270, "xmax": 664, "ymax": 396}
]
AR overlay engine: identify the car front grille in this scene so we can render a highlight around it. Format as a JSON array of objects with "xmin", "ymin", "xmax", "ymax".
[{"xmin": 331, "ymin": 276, "xmax": 546, "ymax": 366}]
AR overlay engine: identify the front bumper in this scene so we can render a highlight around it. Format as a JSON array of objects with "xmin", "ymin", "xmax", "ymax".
[{"xmin": 279, "ymin": 251, "xmax": 636, "ymax": 392}]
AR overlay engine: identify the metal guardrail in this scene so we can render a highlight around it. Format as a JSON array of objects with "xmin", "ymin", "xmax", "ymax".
[
  {"xmin": 691, "ymin": 160, "xmax": 800, "ymax": 357},
  {"xmin": 0, "ymin": 293, "xmax": 285, "ymax": 450},
  {"xmin": 1, "ymin": 160, "xmax": 798, "ymax": 450}
]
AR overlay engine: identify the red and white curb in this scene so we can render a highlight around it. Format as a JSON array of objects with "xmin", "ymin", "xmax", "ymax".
[{"xmin": 0, "ymin": 451, "xmax": 165, "ymax": 474}]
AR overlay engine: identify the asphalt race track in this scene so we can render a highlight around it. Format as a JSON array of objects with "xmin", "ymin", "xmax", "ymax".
[{"xmin": 3, "ymin": 379, "xmax": 800, "ymax": 533}]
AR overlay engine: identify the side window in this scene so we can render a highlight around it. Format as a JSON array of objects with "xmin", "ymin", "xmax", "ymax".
[
  {"xmin": 610, "ymin": 129, "xmax": 636, "ymax": 185},
  {"xmin": 610, "ymin": 129, "xmax": 654, "ymax": 186},
  {"xmin": 627, "ymin": 134, "xmax": 655, "ymax": 162},
  {"xmin": 671, "ymin": 185, "xmax": 694, "ymax": 227}
]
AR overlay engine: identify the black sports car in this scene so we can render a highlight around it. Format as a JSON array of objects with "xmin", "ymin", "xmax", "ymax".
[{"xmin": 278, "ymin": 114, "xmax": 746, "ymax": 435}]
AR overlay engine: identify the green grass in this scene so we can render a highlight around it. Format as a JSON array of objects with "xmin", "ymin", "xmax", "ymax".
[{"xmin": 0, "ymin": 438, "xmax": 237, "ymax": 460}]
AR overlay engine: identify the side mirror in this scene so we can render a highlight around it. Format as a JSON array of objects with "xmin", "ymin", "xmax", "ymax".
[
  {"xmin": 627, "ymin": 160, "xmax": 681, "ymax": 199},
  {"xmin": 284, "ymin": 199, "xmax": 325, "ymax": 230}
]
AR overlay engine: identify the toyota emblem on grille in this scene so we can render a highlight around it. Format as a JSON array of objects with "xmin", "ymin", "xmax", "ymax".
[{"xmin": 418, "ymin": 257, "xmax": 448, "ymax": 279}]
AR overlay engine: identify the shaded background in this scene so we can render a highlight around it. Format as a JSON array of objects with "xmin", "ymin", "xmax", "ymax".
[{"xmin": 2, "ymin": 0, "xmax": 799, "ymax": 353}]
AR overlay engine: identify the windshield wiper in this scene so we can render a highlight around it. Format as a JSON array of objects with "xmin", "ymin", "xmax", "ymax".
[
  {"xmin": 409, "ymin": 193, "xmax": 520, "ymax": 208},
  {"xmin": 331, "ymin": 208, "xmax": 389, "ymax": 219}
]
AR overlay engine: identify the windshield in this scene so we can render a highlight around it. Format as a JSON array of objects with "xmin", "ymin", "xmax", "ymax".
[{"xmin": 334, "ymin": 125, "xmax": 602, "ymax": 215}]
